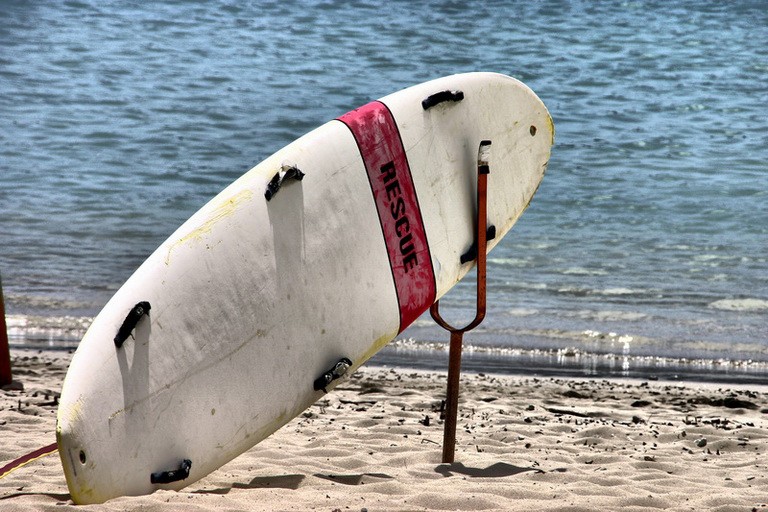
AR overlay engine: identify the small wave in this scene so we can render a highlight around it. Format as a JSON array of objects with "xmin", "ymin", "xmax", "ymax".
[
  {"xmin": 566, "ymin": 310, "xmax": 648, "ymax": 322},
  {"xmin": 601, "ymin": 288, "xmax": 639, "ymax": 296},
  {"xmin": 556, "ymin": 286, "xmax": 645, "ymax": 298},
  {"xmin": 709, "ymin": 299, "xmax": 768, "ymax": 312},
  {"xmin": 6, "ymin": 314, "xmax": 91, "ymax": 343},
  {"xmin": 505, "ymin": 308, "xmax": 539, "ymax": 317},
  {"xmin": 6, "ymin": 294, "xmax": 97, "ymax": 312},
  {"xmin": 560, "ymin": 267, "xmax": 609, "ymax": 276},
  {"xmin": 511, "ymin": 242, "xmax": 556, "ymax": 251},
  {"xmin": 487, "ymin": 257, "xmax": 532, "ymax": 267},
  {"xmin": 693, "ymin": 254, "xmax": 734, "ymax": 262}
]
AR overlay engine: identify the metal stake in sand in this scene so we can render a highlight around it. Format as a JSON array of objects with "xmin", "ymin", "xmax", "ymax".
[
  {"xmin": 0, "ymin": 273, "xmax": 11, "ymax": 387},
  {"xmin": 430, "ymin": 141, "xmax": 491, "ymax": 464}
]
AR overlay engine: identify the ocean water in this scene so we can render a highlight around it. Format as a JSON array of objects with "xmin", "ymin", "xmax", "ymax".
[{"xmin": 1, "ymin": 1, "xmax": 766, "ymax": 380}]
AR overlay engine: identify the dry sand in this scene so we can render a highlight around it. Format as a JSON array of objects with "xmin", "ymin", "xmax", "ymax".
[{"xmin": 2, "ymin": 348, "xmax": 768, "ymax": 511}]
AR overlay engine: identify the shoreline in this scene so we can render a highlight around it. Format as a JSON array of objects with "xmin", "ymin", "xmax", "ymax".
[
  {"xmin": 8, "ymin": 337, "xmax": 768, "ymax": 387},
  {"xmin": 7, "ymin": 311, "xmax": 768, "ymax": 386},
  {"xmin": 3, "ymin": 349, "xmax": 768, "ymax": 510},
  {"xmin": 372, "ymin": 345, "xmax": 768, "ymax": 386}
]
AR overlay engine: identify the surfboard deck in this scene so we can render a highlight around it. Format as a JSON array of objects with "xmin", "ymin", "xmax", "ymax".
[{"xmin": 56, "ymin": 72, "xmax": 553, "ymax": 504}]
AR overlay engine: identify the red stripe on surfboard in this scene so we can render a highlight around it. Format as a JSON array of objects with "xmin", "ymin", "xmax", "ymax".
[{"xmin": 338, "ymin": 101, "xmax": 436, "ymax": 332}]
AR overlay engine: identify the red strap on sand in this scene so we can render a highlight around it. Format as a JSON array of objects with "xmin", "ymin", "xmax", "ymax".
[
  {"xmin": 338, "ymin": 101, "xmax": 436, "ymax": 332},
  {"xmin": 0, "ymin": 442, "xmax": 58, "ymax": 479}
]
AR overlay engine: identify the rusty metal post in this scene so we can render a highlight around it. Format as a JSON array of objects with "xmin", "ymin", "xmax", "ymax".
[
  {"xmin": 0, "ymin": 273, "xmax": 11, "ymax": 387},
  {"xmin": 440, "ymin": 330, "xmax": 465, "ymax": 462},
  {"xmin": 430, "ymin": 140, "xmax": 491, "ymax": 464}
]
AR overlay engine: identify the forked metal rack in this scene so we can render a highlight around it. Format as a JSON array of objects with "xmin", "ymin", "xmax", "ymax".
[{"xmin": 430, "ymin": 140, "xmax": 492, "ymax": 464}]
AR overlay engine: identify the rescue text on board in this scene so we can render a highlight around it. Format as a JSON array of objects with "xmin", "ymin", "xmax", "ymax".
[{"xmin": 379, "ymin": 160, "xmax": 419, "ymax": 272}]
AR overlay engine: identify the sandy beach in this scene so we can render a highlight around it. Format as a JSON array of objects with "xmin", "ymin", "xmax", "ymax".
[{"xmin": 2, "ymin": 348, "xmax": 768, "ymax": 511}]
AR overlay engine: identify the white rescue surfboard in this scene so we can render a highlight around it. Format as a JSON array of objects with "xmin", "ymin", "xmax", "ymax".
[{"xmin": 56, "ymin": 72, "xmax": 553, "ymax": 504}]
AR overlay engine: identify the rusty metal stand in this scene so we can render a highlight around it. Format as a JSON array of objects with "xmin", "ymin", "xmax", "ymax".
[{"xmin": 430, "ymin": 141, "xmax": 491, "ymax": 464}]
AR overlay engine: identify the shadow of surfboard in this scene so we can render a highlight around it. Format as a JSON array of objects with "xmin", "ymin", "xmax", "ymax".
[
  {"xmin": 314, "ymin": 472, "xmax": 394, "ymax": 485},
  {"xmin": 434, "ymin": 462, "xmax": 543, "ymax": 478},
  {"xmin": 193, "ymin": 474, "xmax": 306, "ymax": 494}
]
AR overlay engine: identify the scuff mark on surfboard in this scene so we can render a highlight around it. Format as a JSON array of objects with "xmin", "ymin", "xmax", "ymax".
[
  {"xmin": 107, "ymin": 335, "xmax": 255, "ymax": 422},
  {"xmin": 215, "ymin": 411, "xmax": 263, "ymax": 450},
  {"xmin": 165, "ymin": 189, "xmax": 253, "ymax": 265}
]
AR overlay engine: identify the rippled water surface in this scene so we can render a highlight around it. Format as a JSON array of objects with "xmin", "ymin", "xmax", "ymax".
[{"xmin": 1, "ymin": 1, "xmax": 766, "ymax": 369}]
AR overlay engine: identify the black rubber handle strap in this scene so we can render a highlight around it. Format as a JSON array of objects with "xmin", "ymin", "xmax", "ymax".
[
  {"xmin": 151, "ymin": 459, "xmax": 192, "ymax": 484},
  {"xmin": 460, "ymin": 225, "xmax": 496, "ymax": 264},
  {"xmin": 265, "ymin": 166, "xmax": 305, "ymax": 201},
  {"xmin": 422, "ymin": 90, "xmax": 464, "ymax": 110},
  {"xmin": 313, "ymin": 357, "xmax": 353, "ymax": 393},
  {"xmin": 114, "ymin": 301, "xmax": 151, "ymax": 348}
]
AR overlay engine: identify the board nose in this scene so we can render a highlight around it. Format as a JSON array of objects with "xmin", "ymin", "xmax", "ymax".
[
  {"xmin": 56, "ymin": 417, "xmax": 89, "ymax": 503},
  {"xmin": 57, "ymin": 396, "xmax": 111, "ymax": 504}
]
